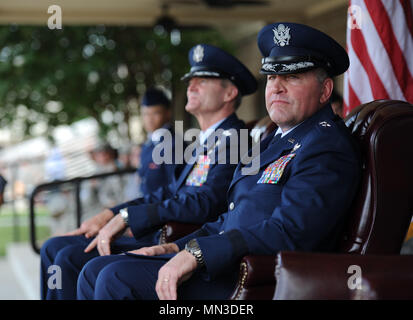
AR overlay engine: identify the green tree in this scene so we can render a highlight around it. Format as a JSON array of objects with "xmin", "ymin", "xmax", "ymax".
[{"xmin": 0, "ymin": 25, "xmax": 233, "ymax": 141}]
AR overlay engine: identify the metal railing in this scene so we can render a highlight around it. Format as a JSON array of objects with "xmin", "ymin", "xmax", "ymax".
[{"xmin": 29, "ymin": 167, "xmax": 136, "ymax": 254}]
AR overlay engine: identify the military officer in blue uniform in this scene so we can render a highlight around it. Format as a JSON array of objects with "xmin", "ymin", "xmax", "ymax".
[
  {"xmin": 138, "ymin": 88, "xmax": 177, "ymax": 196},
  {"xmin": 40, "ymin": 43, "xmax": 257, "ymax": 299},
  {"xmin": 76, "ymin": 22, "xmax": 362, "ymax": 300}
]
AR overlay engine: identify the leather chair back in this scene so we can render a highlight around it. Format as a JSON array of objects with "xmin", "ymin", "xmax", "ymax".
[
  {"xmin": 339, "ymin": 100, "xmax": 413, "ymax": 254},
  {"xmin": 274, "ymin": 251, "xmax": 413, "ymax": 299}
]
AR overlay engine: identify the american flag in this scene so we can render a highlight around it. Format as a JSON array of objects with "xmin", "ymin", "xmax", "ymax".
[{"xmin": 343, "ymin": 0, "xmax": 413, "ymax": 116}]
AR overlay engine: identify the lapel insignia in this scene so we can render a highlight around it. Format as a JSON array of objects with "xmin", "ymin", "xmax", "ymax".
[
  {"xmin": 273, "ymin": 24, "xmax": 291, "ymax": 47},
  {"xmin": 291, "ymin": 143, "xmax": 301, "ymax": 153},
  {"xmin": 185, "ymin": 155, "xmax": 211, "ymax": 186},
  {"xmin": 257, "ymin": 153, "xmax": 296, "ymax": 184},
  {"xmin": 288, "ymin": 138, "xmax": 295, "ymax": 144}
]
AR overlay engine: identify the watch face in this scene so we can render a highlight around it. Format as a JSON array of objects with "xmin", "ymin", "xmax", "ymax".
[
  {"xmin": 188, "ymin": 239, "xmax": 197, "ymax": 248},
  {"xmin": 185, "ymin": 239, "xmax": 204, "ymax": 267}
]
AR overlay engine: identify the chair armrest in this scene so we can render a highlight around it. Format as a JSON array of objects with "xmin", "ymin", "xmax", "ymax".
[
  {"xmin": 230, "ymin": 255, "xmax": 277, "ymax": 300},
  {"xmin": 274, "ymin": 251, "xmax": 413, "ymax": 300},
  {"xmin": 159, "ymin": 222, "xmax": 202, "ymax": 244}
]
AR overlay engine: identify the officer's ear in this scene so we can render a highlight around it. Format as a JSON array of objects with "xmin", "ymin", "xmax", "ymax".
[
  {"xmin": 320, "ymin": 77, "xmax": 334, "ymax": 105},
  {"xmin": 223, "ymin": 81, "xmax": 239, "ymax": 104}
]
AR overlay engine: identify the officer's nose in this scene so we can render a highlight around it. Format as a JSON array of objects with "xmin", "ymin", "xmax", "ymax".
[
  {"xmin": 187, "ymin": 79, "xmax": 198, "ymax": 92},
  {"xmin": 269, "ymin": 76, "xmax": 286, "ymax": 94}
]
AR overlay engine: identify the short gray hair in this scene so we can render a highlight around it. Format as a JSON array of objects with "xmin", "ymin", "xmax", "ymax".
[
  {"xmin": 220, "ymin": 79, "xmax": 243, "ymax": 110},
  {"xmin": 313, "ymin": 68, "xmax": 330, "ymax": 84}
]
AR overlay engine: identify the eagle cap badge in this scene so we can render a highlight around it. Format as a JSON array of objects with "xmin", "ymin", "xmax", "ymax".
[
  {"xmin": 273, "ymin": 24, "xmax": 291, "ymax": 47},
  {"xmin": 193, "ymin": 45, "xmax": 204, "ymax": 63}
]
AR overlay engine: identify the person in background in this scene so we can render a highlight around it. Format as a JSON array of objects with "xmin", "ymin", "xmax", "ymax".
[
  {"xmin": 122, "ymin": 144, "xmax": 144, "ymax": 202},
  {"xmin": 81, "ymin": 143, "xmax": 123, "ymax": 221},
  {"xmin": 330, "ymin": 89, "xmax": 344, "ymax": 118},
  {"xmin": 138, "ymin": 88, "xmax": 177, "ymax": 196},
  {"xmin": 0, "ymin": 174, "xmax": 7, "ymax": 206}
]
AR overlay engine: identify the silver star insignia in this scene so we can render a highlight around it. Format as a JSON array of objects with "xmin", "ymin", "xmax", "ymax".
[{"xmin": 319, "ymin": 121, "xmax": 331, "ymax": 127}]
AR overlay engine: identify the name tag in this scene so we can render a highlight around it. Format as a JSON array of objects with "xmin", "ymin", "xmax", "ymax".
[
  {"xmin": 185, "ymin": 155, "xmax": 211, "ymax": 186},
  {"xmin": 257, "ymin": 153, "xmax": 296, "ymax": 184}
]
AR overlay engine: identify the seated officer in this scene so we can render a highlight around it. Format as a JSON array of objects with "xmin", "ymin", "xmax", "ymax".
[
  {"xmin": 40, "ymin": 44, "xmax": 257, "ymax": 300},
  {"xmin": 138, "ymin": 88, "xmax": 176, "ymax": 196},
  {"xmin": 77, "ymin": 22, "xmax": 362, "ymax": 300}
]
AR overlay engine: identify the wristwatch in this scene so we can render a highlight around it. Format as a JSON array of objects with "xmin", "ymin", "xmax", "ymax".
[
  {"xmin": 185, "ymin": 239, "xmax": 205, "ymax": 268},
  {"xmin": 119, "ymin": 208, "xmax": 129, "ymax": 226}
]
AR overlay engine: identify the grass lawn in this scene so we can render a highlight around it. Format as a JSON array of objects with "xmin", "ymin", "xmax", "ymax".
[
  {"xmin": 0, "ymin": 225, "xmax": 50, "ymax": 256},
  {"xmin": 0, "ymin": 206, "xmax": 51, "ymax": 256}
]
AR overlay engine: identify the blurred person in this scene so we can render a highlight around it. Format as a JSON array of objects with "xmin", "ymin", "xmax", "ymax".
[
  {"xmin": 0, "ymin": 174, "xmax": 7, "ymax": 206},
  {"xmin": 43, "ymin": 147, "xmax": 76, "ymax": 235},
  {"xmin": 80, "ymin": 143, "xmax": 123, "ymax": 222},
  {"xmin": 138, "ymin": 88, "xmax": 177, "ymax": 196},
  {"xmin": 122, "ymin": 144, "xmax": 143, "ymax": 202},
  {"xmin": 331, "ymin": 89, "xmax": 344, "ymax": 118},
  {"xmin": 116, "ymin": 145, "xmax": 132, "ymax": 169}
]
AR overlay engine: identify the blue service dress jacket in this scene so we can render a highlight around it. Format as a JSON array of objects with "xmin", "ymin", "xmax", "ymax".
[
  {"xmin": 138, "ymin": 124, "xmax": 177, "ymax": 196},
  {"xmin": 111, "ymin": 113, "xmax": 247, "ymax": 240},
  {"xmin": 174, "ymin": 104, "xmax": 361, "ymax": 280}
]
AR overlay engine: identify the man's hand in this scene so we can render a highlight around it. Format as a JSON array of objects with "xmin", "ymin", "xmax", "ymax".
[
  {"xmin": 156, "ymin": 250, "xmax": 198, "ymax": 300},
  {"xmin": 84, "ymin": 213, "xmax": 127, "ymax": 255},
  {"xmin": 63, "ymin": 208, "xmax": 114, "ymax": 238},
  {"xmin": 128, "ymin": 243, "xmax": 179, "ymax": 256}
]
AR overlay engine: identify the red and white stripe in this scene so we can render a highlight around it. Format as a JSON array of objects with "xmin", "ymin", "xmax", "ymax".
[{"xmin": 343, "ymin": 0, "xmax": 413, "ymax": 116}]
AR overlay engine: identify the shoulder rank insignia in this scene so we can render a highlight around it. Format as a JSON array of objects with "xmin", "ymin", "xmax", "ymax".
[
  {"xmin": 185, "ymin": 155, "xmax": 211, "ymax": 186},
  {"xmin": 257, "ymin": 153, "xmax": 296, "ymax": 184},
  {"xmin": 319, "ymin": 121, "xmax": 331, "ymax": 127}
]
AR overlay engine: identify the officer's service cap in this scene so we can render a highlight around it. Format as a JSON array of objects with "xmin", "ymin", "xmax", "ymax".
[
  {"xmin": 141, "ymin": 88, "xmax": 170, "ymax": 108},
  {"xmin": 181, "ymin": 44, "xmax": 257, "ymax": 95},
  {"xmin": 258, "ymin": 22, "xmax": 349, "ymax": 77}
]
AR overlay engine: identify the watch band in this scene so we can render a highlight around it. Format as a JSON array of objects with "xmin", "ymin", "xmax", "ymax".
[{"xmin": 185, "ymin": 238, "xmax": 205, "ymax": 268}]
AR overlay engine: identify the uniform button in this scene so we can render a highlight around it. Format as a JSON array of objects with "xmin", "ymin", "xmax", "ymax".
[
  {"xmin": 219, "ymin": 230, "xmax": 225, "ymax": 235},
  {"xmin": 229, "ymin": 202, "xmax": 235, "ymax": 210}
]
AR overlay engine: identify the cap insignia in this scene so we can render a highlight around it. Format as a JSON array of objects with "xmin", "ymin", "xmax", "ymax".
[
  {"xmin": 193, "ymin": 45, "xmax": 204, "ymax": 63},
  {"xmin": 273, "ymin": 24, "xmax": 291, "ymax": 47}
]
